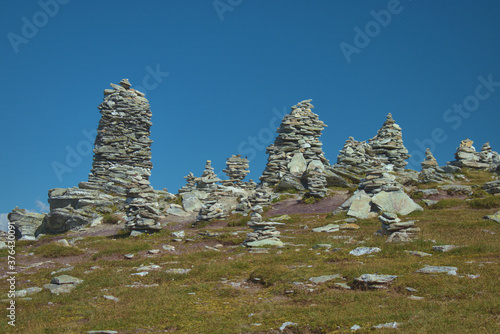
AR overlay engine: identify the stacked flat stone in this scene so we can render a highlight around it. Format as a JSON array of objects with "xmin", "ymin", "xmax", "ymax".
[
  {"xmin": 196, "ymin": 195, "xmax": 226, "ymax": 221},
  {"xmin": 260, "ymin": 99, "xmax": 329, "ymax": 187},
  {"xmin": 178, "ymin": 172, "xmax": 197, "ymax": 194},
  {"xmin": 447, "ymin": 139, "xmax": 490, "ymax": 169},
  {"xmin": 196, "ymin": 160, "xmax": 221, "ymax": 192},
  {"xmin": 378, "ymin": 212, "xmax": 419, "ymax": 243},
  {"xmin": 418, "ymin": 149, "xmax": 455, "ymax": 183},
  {"xmin": 249, "ymin": 184, "xmax": 273, "ymax": 207},
  {"xmin": 222, "ymin": 155, "xmax": 250, "ymax": 187},
  {"xmin": 80, "ymin": 79, "xmax": 155, "ymax": 199},
  {"xmin": 479, "ymin": 142, "xmax": 500, "ymax": 168},
  {"xmin": 368, "ymin": 113, "xmax": 410, "ymax": 170},
  {"xmin": 336, "ymin": 137, "xmax": 380, "ymax": 171},
  {"xmin": 359, "ymin": 169, "xmax": 403, "ymax": 194},
  {"xmin": 305, "ymin": 168, "xmax": 328, "ymax": 198},
  {"xmin": 244, "ymin": 205, "xmax": 284, "ymax": 247},
  {"xmin": 483, "ymin": 180, "xmax": 500, "ymax": 195},
  {"xmin": 125, "ymin": 198, "xmax": 162, "ymax": 231}
]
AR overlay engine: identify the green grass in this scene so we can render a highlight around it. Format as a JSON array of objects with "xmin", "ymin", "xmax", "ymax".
[
  {"xmin": 1, "ymin": 175, "xmax": 500, "ymax": 333},
  {"xmin": 33, "ymin": 243, "xmax": 84, "ymax": 257}
]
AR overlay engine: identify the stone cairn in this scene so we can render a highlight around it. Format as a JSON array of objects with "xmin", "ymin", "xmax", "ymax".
[
  {"xmin": 244, "ymin": 205, "xmax": 284, "ymax": 247},
  {"xmin": 196, "ymin": 161, "xmax": 226, "ymax": 221},
  {"xmin": 249, "ymin": 183, "xmax": 273, "ymax": 207},
  {"xmin": 178, "ymin": 172, "xmax": 197, "ymax": 194},
  {"xmin": 222, "ymin": 155, "xmax": 250, "ymax": 187},
  {"xmin": 260, "ymin": 99, "xmax": 329, "ymax": 197},
  {"xmin": 196, "ymin": 160, "xmax": 221, "ymax": 192},
  {"xmin": 37, "ymin": 79, "xmax": 161, "ymax": 235},
  {"xmin": 479, "ymin": 142, "xmax": 500, "ymax": 169},
  {"xmin": 447, "ymin": 139, "xmax": 491, "ymax": 170},
  {"xmin": 80, "ymin": 79, "xmax": 154, "ymax": 198},
  {"xmin": 419, "ymin": 148, "xmax": 455, "ymax": 183},
  {"xmin": 368, "ymin": 113, "xmax": 410, "ymax": 171},
  {"xmin": 334, "ymin": 137, "xmax": 380, "ymax": 174},
  {"xmin": 377, "ymin": 212, "xmax": 419, "ymax": 243},
  {"xmin": 359, "ymin": 169, "xmax": 403, "ymax": 194}
]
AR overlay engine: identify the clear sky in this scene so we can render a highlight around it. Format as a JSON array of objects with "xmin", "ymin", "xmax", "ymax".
[{"xmin": 1, "ymin": 0, "xmax": 499, "ymax": 230}]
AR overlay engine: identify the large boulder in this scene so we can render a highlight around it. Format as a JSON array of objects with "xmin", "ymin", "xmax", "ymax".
[
  {"xmin": 7, "ymin": 208, "xmax": 45, "ymax": 240},
  {"xmin": 371, "ymin": 190, "xmax": 423, "ymax": 215},
  {"xmin": 347, "ymin": 192, "xmax": 373, "ymax": 219},
  {"xmin": 37, "ymin": 207, "xmax": 94, "ymax": 235},
  {"xmin": 275, "ymin": 173, "xmax": 305, "ymax": 192}
]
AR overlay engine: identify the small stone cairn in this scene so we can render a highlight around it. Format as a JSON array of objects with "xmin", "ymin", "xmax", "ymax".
[
  {"xmin": 196, "ymin": 160, "xmax": 221, "ymax": 192},
  {"xmin": 178, "ymin": 172, "xmax": 197, "ymax": 194},
  {"xmin": 479, "ymin": 142, "xmax": 500, "ymax": 170},
  {"xmin": 335, "ymin": 137, "xmax": 380, "ymax": 173},
  {"xmin": 125, "ymin": 198, "xmax": 162, "ymax": 231},
  {"xmin": 249, "ymin": 183, "xmax": 273, "ymax": 207},
  {"xmin": 447, "ymin": 139, "xmax": 491, "ymax": 169},
  {"xmin": 377, "ymin": 212, "xmax": 419, "ymax": 243},
  {"xmin": 244, "ymin": 205, "xmax": 284, "ymax": 247},
  {"xmin": 222, "ymin": 155, "xmax": 250, "ymax": 188},
  {"xmin": 419, "ymin": 148, "xmax": 455, "ymax": 183},
  {"xmin": 368, "ymin": 113, "xmax": 410, "ymax": 171},
  {"xmin": 260, "ymin": 99, "xmax": 329, "ymax": 197},
  {"xmin": 359, "ymin": 169, "xmax": 403, "ymax": 194}
]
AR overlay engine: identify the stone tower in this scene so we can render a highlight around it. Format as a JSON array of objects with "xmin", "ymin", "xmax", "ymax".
[
  {"xmin": 260, "ymin": 99, "xmax": 329, "ymax": 187},
  {"xmin": 368, "ymin": 113, "xmax": 410, "ymax": 170},
  {"xmin": 80, "ymin": 79, "xmax": 154, "ymax": 199}
]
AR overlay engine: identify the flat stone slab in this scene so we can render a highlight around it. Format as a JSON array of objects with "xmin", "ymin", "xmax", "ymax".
[
  {"xmin": 405, "ymin": 250, "xmax": 432, "ymax": 257},
  {"xmin": 309, "ymin": 274, "xmax": 342, "ymax": 284},
  {"xmin": 246, "ymin": 239, "xmax": 284, "ymax": 247},
  {"xmin": 312, "ymin": 224, "xmax": 339, "ymax": 233},
  {"xmin": 349, "ymin": 247, "xmax": 381, "ymax": 256},
  {"xmin": 15, "ymin": 287, "xmax": 42, "ymax": 298},
  {"xmin": 416, "ymin": 265, "xmax": 458, "ymax": 274},
  {"xmin": 484, "ymin": 211, "xmax": 500, "ymax": 223},
  {"xmin": 353, "ymin": 274, "xmax": 397, "ymax": 289},
  {"xmin": 165, "ymin": 269, "xmax": 191, "ymax": 274},
  {"xmin": 51, "ymin": 275, "xmax": 83, "ymax": 285},
  {"xmin": 432, "ymin": 245, "xmax": 459, "ymax": 252},
  {"xmin": 372, "ymin": 190, "xmax": 423, "ymax": 216}
]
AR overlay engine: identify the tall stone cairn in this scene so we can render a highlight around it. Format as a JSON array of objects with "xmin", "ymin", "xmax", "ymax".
[
  {"xmin": 368, "ymin": 113, "xmax": 410, "ymax": 170},
  {"xmin": 222, "ymin": 155, "xmax": 250, "ymax": 187},
  {"xmin": 260, "ymin": 99, "xmax": 329, "ymax": 187},
  {"xmin": 80, "ymin": 79, "xmax": 154, "ymax": 199}
]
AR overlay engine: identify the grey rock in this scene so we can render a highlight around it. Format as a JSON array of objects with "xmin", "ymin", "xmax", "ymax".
[
  {"xmin": 349, "ymin": 247, "xmax": 381, "ymax": 256},
  {"xmin": 353, "ymin": 274, "xmax": 397, "ymax": 289},
  {"xmin": 372, "ymin": 190, "xmax": 423, "ymax": 215},
  {"xmin": 15, "ymin": 287, "xmax": 42, "ymax": 298},
  {"xmin": 309, "ymin": 274, "xmax": 341, "ymax": 284},
  {"xmin": 432, "ymin": 245, "xmax": 459, "ymax": 252},
  {"xmin": 416, "ymin": 265, "xmax": 458, "ymax": 274},
  {"xmin": 312, "ymin": 224, "xmax": 339, "ymax": 233}
]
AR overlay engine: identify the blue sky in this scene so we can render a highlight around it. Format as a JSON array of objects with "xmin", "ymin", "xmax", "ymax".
[{"xmin": 1, "ymin": 0, "xmax": 500, "ymax": 230}]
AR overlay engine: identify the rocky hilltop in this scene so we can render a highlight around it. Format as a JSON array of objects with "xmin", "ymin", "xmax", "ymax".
[{"xmin": 5, "ymin": 79, "xmax": 500, "ymax": 242}]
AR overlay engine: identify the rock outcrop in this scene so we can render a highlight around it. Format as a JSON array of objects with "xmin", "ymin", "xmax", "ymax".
[
  {"xmin": 260, "ymin": 100, "xmax": 329, "ymax": 197},
  {"xmin": 7, "ymin": 208, "xmax": 44, "ymax": 240}
]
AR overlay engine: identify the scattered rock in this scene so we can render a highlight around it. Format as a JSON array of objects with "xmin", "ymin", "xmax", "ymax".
[
  {"xmin": 312, "ymin": 224, "xmax": 339, "ymax": 233},
  {"xmin": 353, "ymin": 274, "xmax": 397, "ymax": 289},
  {"xmin": 484, "ymin": 211, "xmax": 500, "ymax": 223},
  {"xmin": 416, "ymin": 265, "xmax": 458, "ymax": 274},
  {"xmin": 309, "ymin": 274, "xmax": 341, "ymax": 284},
  {"xmin": 44, "ymin": 275, "xmax": 83, "ymax": 294},
  {"xmin": 432, "ymin": 245, "xmax": 459, "ymax": 252},
  {"xmin": 349, "ymin": 247, "xmax": 381, "ymax": 256}
]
